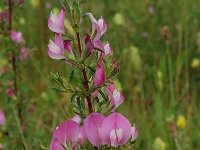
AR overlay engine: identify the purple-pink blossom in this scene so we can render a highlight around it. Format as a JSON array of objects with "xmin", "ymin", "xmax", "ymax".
[
  {"xmin": 94, "ymin": 63, "xmax": 106, "ymax": 87},
  {"xmin": 131, "ymin": 125, "xmax": 138, "ymax": 142},
  {"xmin": 106, "ymin": 83, "xmax": 124, "ymax": 111},
  {"xmin": 83, "ymin": 112, "xmax": 105, "ymax": 147},
  {"xmin": 48, "ymin": 9, "xmax": 65, "ymax": 34},
  {"xmin": 10, "ymin": 31, "xmax": 24, "ymax": 44},
  {"xmin": 0, "ymin": 109, "xmax": 5, "ymax": 125},
  {"xmin": 101, "ymin": 112, "xmax": 132, "ymax": 147},
  {"xmin": 48, "ymin": 34, "xmax": 65, "ymax": 60},
  {"xmin": 50, "ymin": 120, "xmax": 80, "ymax": 150}
]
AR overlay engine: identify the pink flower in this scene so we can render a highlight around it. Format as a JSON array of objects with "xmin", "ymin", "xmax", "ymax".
[
  {"xmin": 64, "ymin": 40, "xmax": 74, "ymax": 56},
  {"xmin": 10, "ymin": 31, "xmax": 24, "ymax": 44},
  {"xmin": 48, "ymin": 34, "xmax": 65, "ymax": 60},
  {"xmin": 0, "ymin": 109, "xmax": 5, "ymax": 125},
  {"xmin": 93, "ymin": 63, "xmax": 106, "ymax": 88},
  {"xmin": 104, "ymin": 42, "xmax": 113, "ymax": 56},
  {"xmin": 86, "ymin": 13, "xmax": 107, "ymax": 40},
  {"xmin": 131, "ymin": 125, "xmax": 138, "ymax": 142},
  {"xmin": 84, "ymin": 113, "xmax": 105, "ymax": 147},
  {"xmin": 71, "ymin": 115, "xmax": 81, "ymax": 124},
  {"xmin": 78, "ymin": 127, "xmax": 87, "ymax": 145},
  {"xmin": 7, "ymin": 87, "xmax": 13, "ymax": 98},
  {"xmin": 50, "ymin": 120, "xmax": 80, "ymax": 150},
  {"xmin": 101, "ymin": 112, "xmax": 132, "ymax": 147},
  {"xmin": 85, "ymin": 34, "xmax": 94, "ymax": 55},
  {"xmin": 20, "ymin": 47, "xmax": 28, "ymax": 60},
  {"xmin": 106, "ymin": 84, "xmax": 124, "ymax": 111},
  {"xmin": 48, "ymin": 9, "xmax": 65, "ymax": 34},
  {"xmin": 48, "ymin": 35, "xmax": 74, "ymax": 60}
]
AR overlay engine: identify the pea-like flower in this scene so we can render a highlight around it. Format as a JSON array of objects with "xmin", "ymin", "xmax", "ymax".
[
  {"xmin": 101, "ymin": 112, "xmax": 132, "ymax": 147},
  {"xmin": 48, "ymin": 9, "xmax": 65, "ymax": 34},
  {"xmin": 93, "ymin": 63, "xmax": 106, "ymax": 88},
  {"xmin": 10, "ymin": 31, "xmax": 24, "ymax": 44},
  {"xmin": 48, "ymin": 34, "xmax": 65, "ymax": 60},
  {"xmin": 50, "ymin": 120, "xmax": 80, "ymax": 150},
  {"xmin": 106, "ymin": 83, "xmax": 124, "ymax": 111},
  {"xmin": 85, "ymin": 13, "xmax": 107, "ymax": 40},
  {"xmin": 131, "ymin": 125, "xmax": 138, "ymax": 142},
  {"xmin": 83, "ymin": 113, "xmax": 105, "ymax": 147}
]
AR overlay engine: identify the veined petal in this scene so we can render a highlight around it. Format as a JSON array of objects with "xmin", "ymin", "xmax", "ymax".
[
  {"xmin": 84, "ymin": 113, "xmax": 105, "ymax": 147},
  {"xmin": 98, "ymin": 16, "xmax": 107, "ymax": 36},
  {"xmin": 48, "ymin": 35, "xmax": 65, "ymax": 60},
  {"xmin": 101, "ymin": 113, "xmax": 131, "ymax": 147},
  {"xmin": 48, "ymin": 9, "xmax": 65, "ymax": 34},
  {"xmin": 53, "ymin": 120, "xmax": 80, "ymax": 147},
  {"xmin": 78, "ymin": 127, "xmax": 87, "ymax": 145},
  {"xmin": 50, "ymin": 138, "xmax": 65, "ymax": 150}
]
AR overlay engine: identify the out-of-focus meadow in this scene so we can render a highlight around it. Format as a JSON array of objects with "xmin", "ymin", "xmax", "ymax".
[{"xmin": 0, "ymin": 0, "xmax": 200, "ymax": 149}]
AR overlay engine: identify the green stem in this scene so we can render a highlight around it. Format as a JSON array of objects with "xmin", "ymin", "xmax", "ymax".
[{"xmin": 12, "ymin": 105, "xmax": 28, "ymax": 150}]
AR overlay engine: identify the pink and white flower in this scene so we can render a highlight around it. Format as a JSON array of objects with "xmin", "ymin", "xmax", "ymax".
[
  {"xmin": 104, "ymin": 41, "xmax": 113, "ymax": 56},
  {"xmin": 106, "ymin": 83, "xmax": 124, "ymax": 111},
  {"xmin": 48, "ymin": 34, "xmax": 65, "ymax": 60},
  {"xmin": 131, "ymin": 125, "xmax": 138, "ymax": 142},
  {"xmin": 48, "ymin": 35, "xmax": 74, "ymax": 60},
  {"xmin": 50, "ymin": 120, "xmax": 80, "ymax": 150},
  {"xmin": 10, "ymin": 31, "xmax": 24, "ymax": 44},
  {"xmin": 93, "ymin": 63, "xmax": 106, "ymax": 88},
  {"xmin": 101, "ymin": 112, "xmax": 132, "ymax": 147},
  {"xmin": 85, "ymin": 13, "xmax": 107, "ymax": 40},
  {"xmin": 48, "ymin": 9, "xmax": 65, "ymax": 34},
  {"xmin": 84, "ymin": 113, "xmax": 105, "ymax": 147},
  {"xmin": 0, "ymin": 109, "xmax": 5, "ymax": 125}
]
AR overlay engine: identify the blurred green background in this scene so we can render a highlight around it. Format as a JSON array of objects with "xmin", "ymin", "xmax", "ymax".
[{"xmin": 0, "ymin": 0, "xmax": 200, "ymax": 149}]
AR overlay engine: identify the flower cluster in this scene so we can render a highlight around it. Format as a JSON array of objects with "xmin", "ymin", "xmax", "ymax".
[
  {"xmin": 47, "ymin": 5, "xmax": 138, "ymax": 150},
  {"xmin": 50, "ymin": 113, "xmax": 138, "ymax": 149},
  {"xmin": 10, "ymin": 31, "xmax": 29, "ymax": 60}
]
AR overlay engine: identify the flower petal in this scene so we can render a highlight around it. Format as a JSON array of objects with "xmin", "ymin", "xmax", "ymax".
[
  {"xmin": 84, "ymin": 113, "xmax": 105, "ymax": 147},
  {"xmin": 104, "ymin": 42, "xmax": 113, "ymax": 56},
  {"xmin": 48, "ymin": 35, "xmax": 65, "ymax": 60},
  {"xmin": 48, "ymin": 9, "xmax": 65, "ymax": 34},
  {"xmin": 53, "ymin": 120, "xmax": 80, "ymax": 147},
  {"xmin": 64, "ymin": 40, "xmax": 74, "ymax": 56},
  {"xmin": 78, "ymin": 127, "xmax": 87, "ymax": 145},
  {"xmin": 93, "ymin": 63, "xmax": 106, "ymax": 87},
  {"xmin": 101, "ymin": 112, "xmax": 131, "ymax": 147}
]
